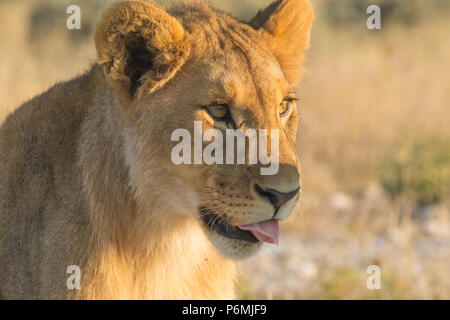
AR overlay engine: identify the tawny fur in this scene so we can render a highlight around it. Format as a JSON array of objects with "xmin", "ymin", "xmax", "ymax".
[{"xmin": 0, "ymin": 0, "xmax": 313, "ymax": 299}]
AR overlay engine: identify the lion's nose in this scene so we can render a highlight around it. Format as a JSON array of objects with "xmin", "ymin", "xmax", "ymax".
[{"xmin": 254, "ymin": 184, "xmax": 300, "ymax": 212}]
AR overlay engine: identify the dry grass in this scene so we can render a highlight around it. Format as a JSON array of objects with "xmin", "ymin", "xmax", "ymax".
[
  {"xmin": 299, "ymin": 16, "xmax": 450, "ymax": 194},
  {"xmin": 0, "ymin": 2, "xmax": 95, "ymax": 122},
  {"xmin": 0, "ymin": 0, "xmax": 449, "ymax": 299}
]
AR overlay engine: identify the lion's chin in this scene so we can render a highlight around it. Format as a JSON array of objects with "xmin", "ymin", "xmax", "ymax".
[{"xmin": 205, "ymin": 230, "xmax": 264, "ymax": 260}]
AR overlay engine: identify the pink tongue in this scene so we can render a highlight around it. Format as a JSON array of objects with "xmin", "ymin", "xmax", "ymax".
[{"xmin": 238, "ymin": 219, "xmax": 279, "ymax": 245}]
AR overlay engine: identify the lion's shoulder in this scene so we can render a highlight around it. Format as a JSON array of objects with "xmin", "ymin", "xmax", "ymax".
[
  {"xmin": 0, "ymin": 69, "xmax": 97, "ymax": 214},
  {"xmin": 0, "ymin": 70, "xmax": 94, "ymax": 162}
]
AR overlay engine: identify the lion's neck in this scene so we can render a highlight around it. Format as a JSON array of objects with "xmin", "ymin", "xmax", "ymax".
[{"xmin": 80, "ymin": 215, "xmax": 236, "ymax": 299}]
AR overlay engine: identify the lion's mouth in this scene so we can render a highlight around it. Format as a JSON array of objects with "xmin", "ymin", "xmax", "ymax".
[
  {"xmin": 200, "ymin": 208, "xmax": 259, "ymax": 243},
  {"xmin": 199, "ymin": 208, "xmax": 280, "ymax": 244}
]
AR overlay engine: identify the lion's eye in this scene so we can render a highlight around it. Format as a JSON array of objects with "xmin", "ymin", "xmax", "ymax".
[
  {"xmin": 206, "ymin": 104, "xmax": 230, "ymax": 121},
  {"xmin": 279, "ymin": 98, "xmax": 295, "ymax": 117}
]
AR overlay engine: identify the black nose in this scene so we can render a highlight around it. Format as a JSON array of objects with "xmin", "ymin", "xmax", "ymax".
[{"xmin": 254, "ymin": 184, "xmax": 300, "ymax": 211}]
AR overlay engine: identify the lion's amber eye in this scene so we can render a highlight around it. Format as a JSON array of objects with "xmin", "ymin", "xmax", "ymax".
[
  {"xmin": 206, "ymin": 104, "xmax": 230, "ymax": 121},
  {"xmin": 279, "ymin": 98, "xmax": 294, "ymax": 117}
]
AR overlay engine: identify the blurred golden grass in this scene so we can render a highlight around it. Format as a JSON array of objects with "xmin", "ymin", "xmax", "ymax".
[
  {"xmin": 0, "ymin": 1, "xmax": 97, "ymax": 122},
  {"xmin": 0, "ymin": 0, "xmax": 449, "ymax": 299},
  {"xmin": 299, "ymin": 16, "xmax": 450, "ymax": 194}
]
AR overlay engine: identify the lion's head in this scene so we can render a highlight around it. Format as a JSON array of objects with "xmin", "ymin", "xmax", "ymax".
[{"xmin": 95, "ymin": 0, "xmax": 314, "ymax": 259}]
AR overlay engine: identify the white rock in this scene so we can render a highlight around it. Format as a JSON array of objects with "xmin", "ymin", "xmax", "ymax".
[{"xmin": 328, "ymin": 192, "xmax": 354, "ymax": 211}]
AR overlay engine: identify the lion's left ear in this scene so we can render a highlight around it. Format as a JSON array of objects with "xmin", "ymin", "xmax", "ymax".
[{"xmin": 249, "ymin": 0, "xmax": 314, "ymax": 85}]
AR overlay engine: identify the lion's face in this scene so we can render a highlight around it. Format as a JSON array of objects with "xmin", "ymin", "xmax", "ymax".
[
  {"xmin": 96, "ymin": 0, "xmax": 314, "ymax": 259},
  {"xmin": 152, "ymin": 54, "xmax": 302, "ymax": 259}
]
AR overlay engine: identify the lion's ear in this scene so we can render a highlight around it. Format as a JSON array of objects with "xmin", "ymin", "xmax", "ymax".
[
  {"xmin": 249, "ymin": 0, "xmax": 314, "ymax": 85},
  {"xmin": 95, "ymin": 0, "xmax": 190, "ymax": 102}
]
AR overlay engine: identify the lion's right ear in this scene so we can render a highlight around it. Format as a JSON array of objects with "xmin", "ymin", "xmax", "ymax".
[
  {"xmin": 95, "ymin": 0, "xmax": 190, "ymax": 103},
  {"xmin": 249, "ymin": 0, "xmax": 314, "ymax": 85}
]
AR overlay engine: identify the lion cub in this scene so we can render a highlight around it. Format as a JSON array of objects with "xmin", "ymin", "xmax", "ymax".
[{"xmin": 0, "ymin": 0, "xmax": 313, "ymax": 299}]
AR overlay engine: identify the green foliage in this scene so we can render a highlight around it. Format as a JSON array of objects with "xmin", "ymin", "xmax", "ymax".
[
  {"xmin": 378, "ymin": 138, "xmax": 450, "ymax": 205},
  {"xmin": 380, "ymin": 272, "xmax": 412, "ymax": 299},
  {"xmin": 235, "ymin": 275, "xmax": 254, "ymax": 300},
  {"xmin": 320, "ymin": 267, "xmax": 361, "ymax": 300}
]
